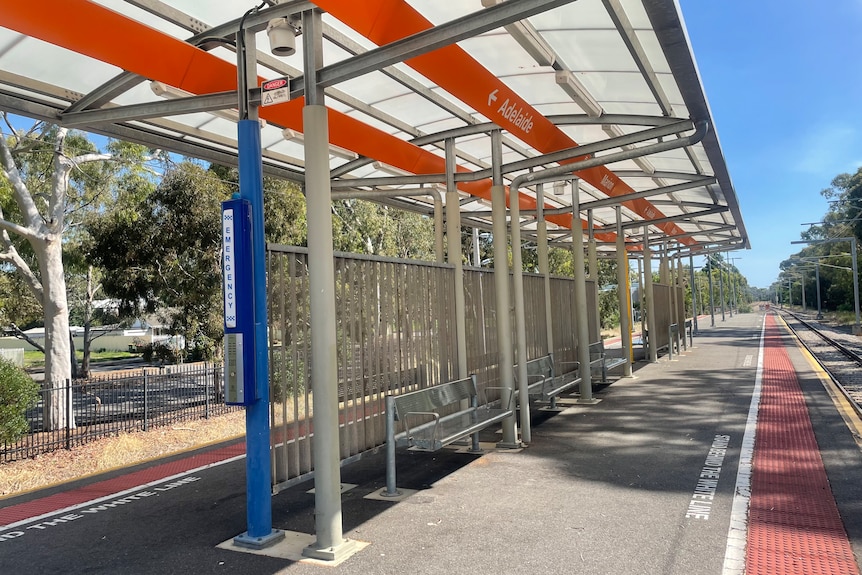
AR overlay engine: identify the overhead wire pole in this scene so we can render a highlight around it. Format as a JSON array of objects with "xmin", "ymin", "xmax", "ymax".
[
  {"xmin": 816, "ymin": 260, "xmax": 823, "ymax": 319},
  {"xmin": 718, "ymin": 256, "xmax": 725, "ymax": 321},
  {"xmin": 725, "ymin": 252, "xmax": 733, "ymax": 318},
  {"xmin": 792, "ymin": 237, "xmax": 862, "ymax": 334},
  {"xmin": 727, "ymin": 254, "xmax": 742, "ymax": 315}
]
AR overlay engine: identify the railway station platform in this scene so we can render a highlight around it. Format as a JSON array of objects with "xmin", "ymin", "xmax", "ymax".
[{"xmin": 2, "ymin": 310, "xmax": 861, "ymax": 575}]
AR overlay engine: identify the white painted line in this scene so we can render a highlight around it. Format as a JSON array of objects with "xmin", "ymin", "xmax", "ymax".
[
  {"xmin": 1, "ymin": 453, "xmax": 246, "ymax": 532},
  {"xmin": 721, "ymin": 315, "xmax": 766, "ymax": 574}
]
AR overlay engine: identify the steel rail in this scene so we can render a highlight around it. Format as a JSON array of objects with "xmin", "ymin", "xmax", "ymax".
[{"xmin": 778, "ymin": 309, "xmax": 862, "ymax": 421}]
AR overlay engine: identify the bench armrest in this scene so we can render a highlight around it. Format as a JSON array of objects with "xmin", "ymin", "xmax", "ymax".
[
  {"xmin": 483, "ymin": 386, "xmax": 515, "ymax": 411},
  {"xmin": 404, "ymin": 411, "xmax": 441, "ymax": 445}
]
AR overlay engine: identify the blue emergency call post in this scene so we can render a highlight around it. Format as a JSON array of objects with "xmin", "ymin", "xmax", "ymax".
[{"xmin": 222, "ymin": 197, "xmax": 256, "ymax": 405}]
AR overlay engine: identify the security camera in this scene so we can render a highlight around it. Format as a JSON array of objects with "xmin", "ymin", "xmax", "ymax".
[{"xmin": 267, "ymin": 18, "xmax": 297, "ymax": 57}]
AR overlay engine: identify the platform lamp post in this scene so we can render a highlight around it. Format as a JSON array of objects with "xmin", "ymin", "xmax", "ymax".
[
  {"xmin": 815, "ymin": 260, "xmax": 823, "ymax": 319},
  {"xmin": 717, "ymin": 255, "xmax": 726, "ymax": 321},
  {"xmin": 785, "ymin": 272, "xmax": 804, "ymax": 312},
  {"xmin": 706, "ymin": 255, "xmax": 715, "ymax": 327},
  {"xmin": 792, "ymin": 238, "xmax": 861, "ymax": 335},
  {"xmin": 689, "ymin": 255, "xmax": 699, "ymax": 335},
  {"xmin": 724, "ymin": 252, "xmax": 735, "ymax": 317},
  {"xmin": 787, "ymin": 278, "xmax": 793, "ymax": 308}
]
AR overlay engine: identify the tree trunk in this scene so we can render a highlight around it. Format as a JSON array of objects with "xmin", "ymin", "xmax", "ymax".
[
  {"xmin": 70, "ymin": 331, "xmax": 79, "ymax": 379},
  {"xmin": 81, "ymin": 324, "xmax": 91, "ymax": 379},
  {"xmin": 81, "ymin": 266, "xmax": 95, "ymax": 379},
  {"xmin": 39, "ymin": 236, "xmax": 74, "ymax": 431}
]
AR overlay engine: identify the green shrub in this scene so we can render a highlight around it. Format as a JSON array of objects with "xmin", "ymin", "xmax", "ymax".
[
  {"xmin": 141, "ymin": 342, "xmax": 182, "ymax": 364},
  {"xmin": 0, "ymin": 357, "xmax": 39, "ymax": 443}
]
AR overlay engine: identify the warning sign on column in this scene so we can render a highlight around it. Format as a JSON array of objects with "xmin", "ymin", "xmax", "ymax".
[{"xmin": 261, "ymin": 77, "xmax": 290, "ymax": 106}]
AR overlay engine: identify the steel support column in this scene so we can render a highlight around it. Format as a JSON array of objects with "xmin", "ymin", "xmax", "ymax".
[
  {"xmin": 510, "ymin": 169, "xmax": 532, "ymax": 443},
  {"xmin": 587, "ymin": 210, "xmax": 600, "ymax": 344},
  {"xmin": 434, "ymin": 192, "xmax": 444, "ymax": 263},
  {"xmin": 301, "ymin": 9, "xmax": 355, "ymax": 562},
  {"xmin": 615, "ymin": 206, "xmax": 632, "ymax": 377},
  {"xmin": 445, "ymin": 140, "xmax": 468, "ymax": 381},
  {"xmin": 643, "ymin": 227, "xmax": 658, "ymax": 363},
  {"xmin": 536, "ymin": 184, "xmax": 555, "ymax": 361},
  {"xmin": 491, "ymin": 131, "xmax": 519, "ymax": 447},
  {"xmin": 572, "ymin": 180, "xmax": 597, "ymax": 402}
]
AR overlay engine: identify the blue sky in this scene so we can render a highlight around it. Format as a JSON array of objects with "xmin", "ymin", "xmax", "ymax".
[{"xmin": 679, "ymin": 0, "xmax": 862, "ymax": 288}]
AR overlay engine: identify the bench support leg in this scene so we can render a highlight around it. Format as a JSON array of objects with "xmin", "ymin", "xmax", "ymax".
[
  {"xmin": 381, "ymin": 397, "xmax": 401, "ymax": 497},
  {"xmin": 470, "ymin": 431, "xmax": 481, "ymax": 453}
]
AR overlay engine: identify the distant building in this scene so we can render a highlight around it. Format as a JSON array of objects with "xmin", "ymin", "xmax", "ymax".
[{"xmin": 0, "ymin": 317, "xmax": 183, "ymax": 353}]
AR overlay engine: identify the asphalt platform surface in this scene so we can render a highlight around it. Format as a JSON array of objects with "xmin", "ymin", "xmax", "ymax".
[{"xmin": 2, "ymin": 311, "xmax": 861, "ymax": 574}]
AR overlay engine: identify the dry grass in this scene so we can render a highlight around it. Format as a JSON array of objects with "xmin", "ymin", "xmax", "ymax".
[{"xmin": 0, "ymin": 411, "xmax": 246, "ymax": 499}]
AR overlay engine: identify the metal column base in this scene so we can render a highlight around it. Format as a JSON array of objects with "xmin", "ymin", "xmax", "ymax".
[
  {"xmin": 496, "ymin": 440, "xmax": 523, "ymax": 450},
  {"xmin": 302, "ymin": 538, "xmax": 358, "ymax": 562},
  {"xmin": 233, "ymin": 529, "xmax": 286, "ymax": 550},
  {"xmin": 575, "ymin": 398, "xmax": 602, "ymax": 405}
]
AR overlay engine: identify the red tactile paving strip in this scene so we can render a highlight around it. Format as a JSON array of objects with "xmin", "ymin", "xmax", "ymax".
[
  {"xmin": 0, "ymin": 441, "xmax": 245, "ymax": 528},
  {"xmin": 747, "ymin": 314, "xmax": 860, "ymax": 575}
]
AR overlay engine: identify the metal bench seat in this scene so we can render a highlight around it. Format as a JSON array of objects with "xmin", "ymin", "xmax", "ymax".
[
  {"xmin": 398, "ymin": 407, "xmax": 512, "ymax": 452},
  {"xmin": 589, "ymin": 340, "xmax": 627, "ymax": 384},
  {"xmin": 381, "ymin": 375, "xmax": 514, "ymax": 497},
  {"xmin": 515, "ymin": 354, "xmax": 582, "ymax": 409}
]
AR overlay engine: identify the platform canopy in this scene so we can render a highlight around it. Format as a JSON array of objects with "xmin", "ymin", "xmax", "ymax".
[{"xmin": 0, "ymin": 0, "xmax": 748, "ymax": 255}]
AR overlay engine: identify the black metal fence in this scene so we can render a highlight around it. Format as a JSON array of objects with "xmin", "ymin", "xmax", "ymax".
[{"xmin": 2, "ymin": 362, "xmax": 238, "ymax": 462}]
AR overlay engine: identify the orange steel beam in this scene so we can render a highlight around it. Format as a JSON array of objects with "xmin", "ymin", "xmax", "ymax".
[
  {"xmin": 0, "ymin": 1, "xmax": 617, "ymax": 239},
  {"xmin": 314, "ymin": 0, "xmax": 693, "ymax": 245}
]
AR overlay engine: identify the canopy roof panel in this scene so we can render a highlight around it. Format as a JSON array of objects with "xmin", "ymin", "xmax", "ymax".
[{"xmin": 0, "ymin": 0, "xmax": 749, "ymax": 255}]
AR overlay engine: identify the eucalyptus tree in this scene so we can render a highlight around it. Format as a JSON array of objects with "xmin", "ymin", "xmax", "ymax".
[
  {"xmin": 0, "ymin": 115, "xmax": 153, "ymax": 429},
  {"xmin": 90, "ymin": 162, "xmax": 308, "ymax": 361}
]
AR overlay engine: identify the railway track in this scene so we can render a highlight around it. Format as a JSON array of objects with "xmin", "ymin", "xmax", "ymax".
[{"xmin": 776, "ymin": 308, "xmax": 862, "ymax": 417}]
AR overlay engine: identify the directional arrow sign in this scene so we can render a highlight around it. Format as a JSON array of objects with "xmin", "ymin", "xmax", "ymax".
[{"xmin": 488, "ymin": 88, "xmax": 498, "ymax": 107}]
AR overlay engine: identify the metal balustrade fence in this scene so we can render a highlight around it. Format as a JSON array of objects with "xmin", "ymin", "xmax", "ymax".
[
  {"xmin": 266, "ymin": 245, "xmax": 591, "ymax": 491},
  {"xmin": 1, "ymin": 363, "xmax": 234, "ymax": 462},
  {"xmin": 267, "ymin": 245, "xmax": 458, "ymax": 491},
  {"xmin": 3, "ymin": 247, "xmax": 600, "ymax": 475}
]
